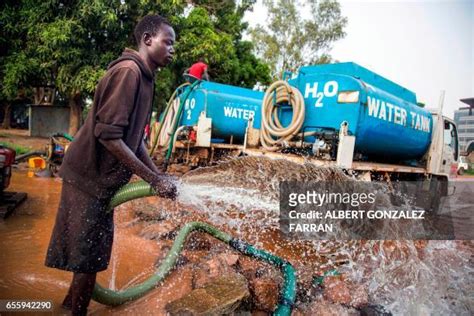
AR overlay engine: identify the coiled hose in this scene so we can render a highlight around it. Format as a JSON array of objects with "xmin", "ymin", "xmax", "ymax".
[
  {"xmin": 149, "ymin": 81, "xmax": 201, "ymax": 161},
  {"xmin": 163, "ymin": 81, "xmax": 201, "ymax": 165},
  {"xmin": 149, "ymin": 82, "xmax": 190, "ymax": 156},
  {"xmin": 93, "ymin": 180, "xmax": 297, "ymax": 315},
  {"xmin": 260, "ymin": 80, "xmax": 305, "ymax": 151}
]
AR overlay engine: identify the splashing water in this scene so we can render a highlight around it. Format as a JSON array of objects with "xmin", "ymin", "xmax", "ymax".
[
  {"xmin": 174, "ymin": 156, "xmax": 473, "ymax": 315},
  {"xmin": 344, "ymin": 240, "xmax": 473, "ymax": 315},
  {"xmin": 178, "ymin": 183, "xmax": 278, "ymax": 226},
  {"xmin": 109, "ymin": 252, "xmax": 117, "ymax": 291}
]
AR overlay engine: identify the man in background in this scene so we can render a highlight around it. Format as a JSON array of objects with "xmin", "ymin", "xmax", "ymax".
[{"xmin": 184, "ymin": 59, "xmax": 209, "ymax": 82}]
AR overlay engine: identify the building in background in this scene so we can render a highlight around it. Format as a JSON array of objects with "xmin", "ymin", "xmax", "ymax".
[{"xmin": 454, "ymin": 98, "xmax": 474, "ymax": 156}]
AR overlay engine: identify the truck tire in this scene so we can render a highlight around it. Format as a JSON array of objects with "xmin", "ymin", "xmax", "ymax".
[
  {"xmin": 430, "ymin": 176, "xmax": 448, "ymax": 213},
  {"xmin": 458, "ymin": 168, "xmax": 465, "ymax": 175}
]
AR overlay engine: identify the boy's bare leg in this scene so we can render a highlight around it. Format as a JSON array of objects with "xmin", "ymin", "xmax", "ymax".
[
  {"xmin": 68, "ymin": 272, "xmax": 97, "ymax": 316},
  {"xmin": 61, "ymin": 284, "xmax": 73, "ymax": 310}
]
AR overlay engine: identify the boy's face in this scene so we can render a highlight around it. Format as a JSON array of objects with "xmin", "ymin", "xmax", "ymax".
[{"xmin": 146, "ymin": 24, "xmax": 176, "ymax": 68}]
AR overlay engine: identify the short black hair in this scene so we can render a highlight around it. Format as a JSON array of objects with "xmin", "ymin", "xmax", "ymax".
[{"xmin": 134, "ymin": 15, "xmax": 171, "ymax": 46}]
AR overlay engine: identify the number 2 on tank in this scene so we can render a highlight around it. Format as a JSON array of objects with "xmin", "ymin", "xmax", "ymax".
[{"xmin": 185, "ymin": 98, "xmax": 196, "ymax": 120}]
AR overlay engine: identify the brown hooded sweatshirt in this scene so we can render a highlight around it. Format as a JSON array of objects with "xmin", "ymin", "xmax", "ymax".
[{"xmin": 59, "ymin": 49, "xmax": 154, "ymax": 199}]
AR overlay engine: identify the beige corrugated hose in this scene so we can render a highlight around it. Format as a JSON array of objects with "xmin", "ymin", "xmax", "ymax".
[
  {"xmin": 260, "ymin": 80, "xmax": 305, "ymax": 151},
  {"xmin": 157, "ymin": 97, "xmax": 181, "ymax": 150},
  {"xmin": 149, "ymin": 82, "xmax": 190, "ymax": 156}
]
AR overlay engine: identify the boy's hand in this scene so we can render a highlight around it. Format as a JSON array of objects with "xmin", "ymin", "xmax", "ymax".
[{"xmin": 150, "ymin": 175, "xmax": 178, "ymax": 200}]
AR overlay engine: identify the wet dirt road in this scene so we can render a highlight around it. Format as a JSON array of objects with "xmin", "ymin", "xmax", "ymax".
[
  {"xmin": 0, "ymin": 157, "xmax": 473, "ymax": 315},
  {"xmin": 0, "ymin": 171, "xmax": 186, "ymax": 315}
]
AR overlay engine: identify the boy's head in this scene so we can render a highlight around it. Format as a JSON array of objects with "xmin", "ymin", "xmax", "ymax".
[{"xmin": 134, "ymin": 15, "xmax": 175, "ymax": 69}]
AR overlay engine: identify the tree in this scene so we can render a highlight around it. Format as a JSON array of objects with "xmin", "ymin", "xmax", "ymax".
[
  {"xmin": 249, "ymin": 0, "xmax": 347, "ymax": 78},
  {"xmin": 16, "ymin": 0, "xmax": 169, "ymax": 134},
  {"xmin": 0, "ymin": 1, "xmax": 38, "ymax": 128},
  {"xmin": 172, "ymin": 4, "xmax": 271, "ymax": 90},
  {"xmin": 0, "ymin": 0, "xmax": 271, "ymax": 133},
  {"xmin": 1, "ymin": 0, "xmax": 189, "ymax": 133}
]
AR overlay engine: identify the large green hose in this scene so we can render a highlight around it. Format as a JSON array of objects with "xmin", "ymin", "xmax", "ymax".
[
  {"xmin": 93, "ymin": 181, "xmax": 297, "ymax": 315},
  {"xmin": 148, "ymin": 80, "xmax": 201, "ymax": 160},
  {"xmin": 149, "ymin": 83, "xmax": 190, "ymax": 157},
  {"xmin": 164, "ymin": 80, "xmax": 201, "ymax": 163},
  {"xmin": 228, "ymin": 239, "xmax": 297, "ymax": 315},
  {"xmin": 106, "ymin": 180, "xmax": 155, "ymax": 212}
]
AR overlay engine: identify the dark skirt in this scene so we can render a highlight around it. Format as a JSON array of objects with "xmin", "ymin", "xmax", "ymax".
[{"xmin": 45, "ymin": 181, "xmax": 115, "ymax": 273}]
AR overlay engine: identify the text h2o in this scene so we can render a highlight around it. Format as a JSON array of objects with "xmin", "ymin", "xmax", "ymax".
[{"xmin": 304, "ymin": 81, "xmax": 339, "ymax": 108}]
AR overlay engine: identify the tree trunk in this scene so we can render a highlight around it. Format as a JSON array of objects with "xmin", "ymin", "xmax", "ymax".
[
  {"xmin": 68, "ymin": 93, "xmax": 83, "ymax": 135},
  {"xmin": 2, "ymin": 103, "xmax": 12, "ymax": 129}
]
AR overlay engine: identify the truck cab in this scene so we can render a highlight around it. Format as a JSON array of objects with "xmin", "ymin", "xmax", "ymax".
[{"xmin": 426, "ymin": 113, "xmax": 459, "ymax": 178}]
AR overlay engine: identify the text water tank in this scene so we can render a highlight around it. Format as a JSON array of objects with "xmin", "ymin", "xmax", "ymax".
[
  {"xmin": 288, "ymin": 62, "xmax": 432, "ymax": 160},
  {"xmin": 179, "ymin": 81, "xmax": 263, "ymax": 142}
]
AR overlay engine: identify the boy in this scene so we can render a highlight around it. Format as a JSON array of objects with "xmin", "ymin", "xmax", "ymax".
[{"xmin": 45, "ymin": 15, "xmax": 176, "ymax": 315}]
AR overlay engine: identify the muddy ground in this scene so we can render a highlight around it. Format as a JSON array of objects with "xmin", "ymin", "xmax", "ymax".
[
  {"xmin": 0, "ymin": 128, "xmax": 48, "ymax": 152},
  {"xmin": 1, "ymin": 128, "xmax": 473, "ymax": 315}
]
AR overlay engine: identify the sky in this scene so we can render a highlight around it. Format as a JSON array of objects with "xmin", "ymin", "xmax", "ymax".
[{"xmin": 243, "ymin": 0, "xmax": 473, "ymax": 119}]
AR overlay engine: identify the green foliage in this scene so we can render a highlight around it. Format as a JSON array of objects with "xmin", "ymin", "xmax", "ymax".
[
  {"xmin": 1, "ymin": 1, "xmax": 34, "ymax": 101},
  {"xmin": 2, "ymin": 53, "xmax": 35, "ymax": 99},
  {"xmin": 250, "ymin": 0, "xmax": 347, "ymax": 78},
  {"xmin": 172, "ymin": 2, "xmax": 271, "ymax": 90},
  {"xmin": 0, "ymin": 141, "xmax": 32, "ymax": 155},
  {"xmin": 1, "ymin": 0, "xmax": 271, "ymax": 124}
]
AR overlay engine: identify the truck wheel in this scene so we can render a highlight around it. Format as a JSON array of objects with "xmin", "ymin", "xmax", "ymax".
[
  {"xmin": 458, "ymin": 168, "xmax": 465, "ymax": 175},
  {"xmin": 429, "ymin": 176, "xmax": 447, "ymax": 214}
]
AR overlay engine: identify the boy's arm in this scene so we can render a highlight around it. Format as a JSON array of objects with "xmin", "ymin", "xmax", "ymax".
[
  {"xmin": 136, "ymin": 141, "xmax": 161, "ymax": 174},
  {"xmin": 93, "ymin": 67, "xmax": 175, "ymax": 198},
  {"xmin": 203, "ymin": 68, "xmax": 210, "ymax": 81},
  {"xmin": 99, "ymin": 138, "xmax": 176, "ymax": 199}
]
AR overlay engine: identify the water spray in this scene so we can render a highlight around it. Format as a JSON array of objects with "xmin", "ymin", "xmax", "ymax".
[{"xmin": 94, "ymin": 180, "xmax": 297, "ymax": 316}]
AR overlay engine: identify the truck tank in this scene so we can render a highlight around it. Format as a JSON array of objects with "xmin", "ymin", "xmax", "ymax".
[
  {"xmin": 175, "ymin": 62, "xmax": 432, "ymax": 160},
  {"xmin": 287, "ymin": 62, "xmax": 433, "ymax": 159},
  {"xmin": 179, "ymin": 81, "xmax": 263, "ymax": 142}
]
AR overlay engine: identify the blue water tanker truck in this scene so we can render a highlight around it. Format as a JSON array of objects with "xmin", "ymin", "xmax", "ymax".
[{"xmin": 154, "ymin": 62, "xmax": 459, "ymax": 185}]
